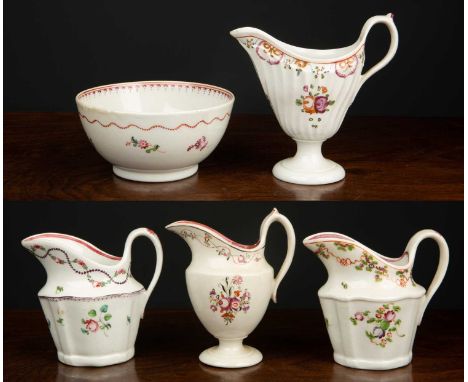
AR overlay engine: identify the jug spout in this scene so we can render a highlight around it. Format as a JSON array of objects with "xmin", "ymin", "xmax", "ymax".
[
  {"xmin": 303, "ymin": 233, "xmax": 360, "ymax": 277},
  {"xmin": 303, "ymin": 232, "xmax": 419, "ymax": 294},
  {"xmin": 22, "ymin": 233, "xmax": 123, "ymax": 272},
  {"xmin": 21, "ymin": 232, "xmax": 128, "ymax": 297},
  {"xmin": 166, "ymin": 220, "xmax": 264, "ymax": 264}
]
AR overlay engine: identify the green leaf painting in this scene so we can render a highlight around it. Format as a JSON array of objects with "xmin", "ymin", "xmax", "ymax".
[
  {"xmin": 350, "ymin": 303, "xmax": 405, "ymax": 348},
  {"xmin": 81, "ymin": 305, "xmax": 113, "ymax": 337}
]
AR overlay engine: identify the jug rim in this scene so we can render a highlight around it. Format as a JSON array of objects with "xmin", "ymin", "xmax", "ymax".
[
  {"xmin": 166, "ymin": 220, "xmax": 262, "ymax": 252},
  {"xmin": 303, "ymin": 232, "xmax": 410, "ymax": 270},
  {"xmin": 230, "ymin": 27, "xmax": 364, "ymax": 64},
  {"xmin": 22, "ymin": 233, "xmax": 122, "ymax": 262}
]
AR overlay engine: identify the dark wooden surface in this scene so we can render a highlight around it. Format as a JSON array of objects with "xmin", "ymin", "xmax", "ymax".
[
  {"xmin": 4, "ymin": 309, "xmax": 463, "ymax": 381},
  {"xmin": 4, "ymin": 113, "xmax": 463, "ymax": 201}
]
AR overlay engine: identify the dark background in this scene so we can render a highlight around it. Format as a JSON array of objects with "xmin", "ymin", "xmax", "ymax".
[
  {"xmin": 5, "ymin": 201, "xmax": 462, "ymax": 309},
  {"xmin": 4, "ymin": 0, "xmax": 463, "ymax": 116}
]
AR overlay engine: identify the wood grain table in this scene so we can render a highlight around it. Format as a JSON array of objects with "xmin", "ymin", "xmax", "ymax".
[
  {"xmin": 4, "ymin": 113, "xmax": 463, "ymax": 201},
  {"xmin": 4, "ymin": 309, "xmax": 463, "ymax": 381}
]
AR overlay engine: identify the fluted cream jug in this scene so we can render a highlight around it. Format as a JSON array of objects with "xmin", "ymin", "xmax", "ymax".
[{"xmin": 231, "ymin": 14, "xmax": 398, "ymax": 185}]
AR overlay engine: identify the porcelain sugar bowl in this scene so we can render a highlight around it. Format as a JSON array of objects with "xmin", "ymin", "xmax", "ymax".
[
  {"xmin": 21, "ymin": 228, "xmax": 163, "ymax": 367},
  {"xmin": 304, "ymin": 230, "xmax": 449, "ymax": 370},
  {"xmin": 166, "ymin": 209, "xmax": 295, "ymax": 368},
  {"xmin": 76, "ymin": 81, "xmax": 234, "ymax": 182}
]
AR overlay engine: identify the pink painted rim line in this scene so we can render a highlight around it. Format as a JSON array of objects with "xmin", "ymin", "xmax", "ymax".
[
  {"xmin": 76, "ymin": 81, "xmax": 234, "ymax": 101},
  {"xmin": 306, "ymin": 233, "xmax": 352, "ymax": 242},
  {"xmin": 23, "ymin": 233, "xmax": 120, "ymax": 260},
  {"xmin": 304, "ymin": 234, "xmax": 410, "ymax": 269},
  {"xmin": 170, "ymin": 220, "xmax": 260, "ymax": 251},
  {"xmin": 239, "ymin": 36, "xmax": 365, "ymax": 64},
  {"xmin": 79, "ymin": 111, "xmax": 231, "ymax": 131}
]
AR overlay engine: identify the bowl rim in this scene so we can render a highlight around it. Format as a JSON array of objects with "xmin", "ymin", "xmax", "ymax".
[{"xmin": 75, "ymin": 80, "xmax": 235, "ymax": 117}]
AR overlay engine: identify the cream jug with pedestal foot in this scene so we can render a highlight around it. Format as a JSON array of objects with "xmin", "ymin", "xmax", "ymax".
[
  {"xmin": 166, "ymin": 209, "xmax": 295, "ymax": 368},
  {"xmin": 303, "ymin": 230, "xmax": 449, "ymax": 370},
  {"xmin": 231, "ymin": 14, "xmax": 398, "ymax": 185},
  {"xmin": 21, "ymin": 229, "xmax": 163, "ymax": 367}
]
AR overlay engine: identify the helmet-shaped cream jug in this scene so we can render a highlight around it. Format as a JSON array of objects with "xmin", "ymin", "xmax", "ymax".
[
  {"xmin": 303, "ymin": 230, "xmax": 449, "ymax": 370},
  {"xmin": 21, "ymin": 229, "xmax": 163, "ymax": 367},
  {"xmin": 231, "ymin": 14, "xmax": 398, "ymax": 185}
]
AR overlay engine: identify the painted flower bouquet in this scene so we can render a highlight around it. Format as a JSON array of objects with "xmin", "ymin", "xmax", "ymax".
[
  {"xmin": 350, "ymin": 303, "xmax": 405, "ymax": 348},
  {"xmin": 209, "ymin": 275, "xmax": 251, "ymax": 325}
]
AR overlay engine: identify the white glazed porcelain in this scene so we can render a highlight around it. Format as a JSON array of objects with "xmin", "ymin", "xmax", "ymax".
[
  {"xmin": 21, "ymin": 229, "xmax": 163, "ymax": 367},
  {"xmin": 76, "ymin": 81, "xmax": 234, "ymax": 182},
  {"xmin": 231, "ymin": 14, "xmax": 398, "ymax": 185},
  {"xmin": 303, "ymin": 230, "xmax": 449, "ymax": 370},
  {"xmin": 166, "ymin": 209, "xmax": 295, "ymax": 368}
]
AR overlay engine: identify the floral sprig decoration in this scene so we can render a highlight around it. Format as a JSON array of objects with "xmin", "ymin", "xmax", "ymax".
[
  {"xmin": 187, "ymin": 136, "xmax": 208, "ymax": 152},
  {"xmin": 296, "ymin": 84, "xmax": 335, "ymax": 128},
  {"xmin": 209, "ymin": 275, "xmax": 251, "ymax": 325},
  {"xmin": 81, "ymin": 304, "xmax": 112, "ymax": 336},
  {"xmin": 350, "ymin": 303, "xmax": 405, "ymax": 348},
  {"xmin": 126, "ymin": 137, "xmax": 163, "ymax": 153}
]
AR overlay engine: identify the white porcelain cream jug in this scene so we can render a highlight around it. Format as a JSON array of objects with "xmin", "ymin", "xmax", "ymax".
[
  {"xmin": 21, "ymin": 229, "xmax": 163, "ymax": 367},
  {"xmin": 303, "ymin": 230, "xmax": 449, "ymax": 370},
  {"xmin": 231, "ymin": 14, "xmax": 398, "ymax": 185},
  {"xmin": 166, "ymin": 209, "xmax": 295, "ymax": 368}
]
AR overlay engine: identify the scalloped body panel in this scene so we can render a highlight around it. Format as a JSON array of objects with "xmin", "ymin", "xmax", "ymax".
[
  {"xmin": 320, "ymin": 297, "xmax": 419, "ymax": 370},
  {"xmin": 40, "ymin": 290, "xmax": 144, "ymax": 366}
]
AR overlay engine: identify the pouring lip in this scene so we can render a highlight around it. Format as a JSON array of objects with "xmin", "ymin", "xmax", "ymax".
[
  {"xmin": 22, "ymin": 233, "xmax": 121, "ymax": 261},
  {"xmin": 303, "ymin": 232, "xmax": 411, "ymax": 270},
  {"xmin": 166, "ymin": 220, "xmax": 261, "ymax": 251},
  {"xmin": 230, "ymin": 26, "xmax": 365, "ymax": 64}
]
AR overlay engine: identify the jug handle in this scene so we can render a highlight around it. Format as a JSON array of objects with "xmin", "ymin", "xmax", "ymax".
[
  {"xmin": 358, "ymin": 13, "xmax": 399, "ymax": 89},
  {"xmin": 258, "ymin": 209, "xmax": 296, "ymax": 303},
  {"xmin": 404, "ymin": 229, "xmax": 449, "ymax": 325},
  {"xmin": 123, "ymin": 228, "xmax": 164, "ymax": 319}
]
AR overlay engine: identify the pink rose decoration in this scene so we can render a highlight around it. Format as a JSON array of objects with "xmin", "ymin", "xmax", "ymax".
[
  {"xmin": 354, "ymin": 312, "xmax": 364, "ymax": 321},
  {"xmin": 85, "ymin": 319, "xmax": 99, "ymax": 332},
  {"xmin": 384, "ymin": 310, "xmax": 396, "ymax": 322},
  {"xmin": 232, "ymin": 276, "xmax": 243, "ymax": 285},
  {"xmin": 219, "ymin": 297, "xmax": 231, "ymax": 312},
  {"xmin": 230, "ymin": 298, "xmax": 240, "ymax": 311},
  {"xmin": 314, "ymin": 96, "xmax": 329, "ymax": 113},
  {"xmin": 303, "ymin": 85, "xmax": 309, "ymax": 92},
  {"xmin": 138, "ymin": 140, "xmax": 149, "ymax": 149}
]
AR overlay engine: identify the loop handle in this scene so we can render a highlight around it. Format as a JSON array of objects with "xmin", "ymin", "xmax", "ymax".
[
  {"xmin": 258, "ymin": 209, "xmax": 296, "ymax": 303},
  {"xmin": 359, "ymin": 13, "xmax": 399, "ymax": 88},
  {"xmin": 123, "ymin": 228, "xmax": 163, "ymax": 318},
  {"xmin": 404, "ymin": 229, "xmax": 449, "ymax": 325}
]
